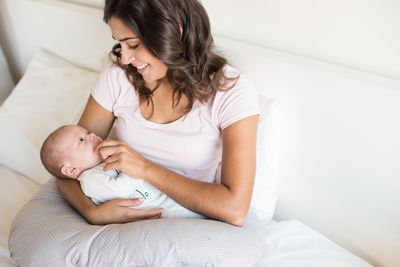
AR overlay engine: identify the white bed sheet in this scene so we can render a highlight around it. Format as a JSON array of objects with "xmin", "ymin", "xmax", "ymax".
[
  {"xmin": 0, "ymin": 165, "xmax": 40, "ymax": 266},
  {"xmin": 0, "ymin": 166, "xmax": 372, "ymax": 267},
  {"xmin": 255, "ymin": 220, "xmax": 372, "ymax": 267}
]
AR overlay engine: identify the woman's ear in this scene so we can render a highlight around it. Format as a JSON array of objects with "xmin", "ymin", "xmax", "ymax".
[
  {"xmin": 179, "ymin": 24, "xmax": 183, "ymax": 36},
  {"xmin": 60, "ymin": 164, "xmax": 80, "ymax": 179}
]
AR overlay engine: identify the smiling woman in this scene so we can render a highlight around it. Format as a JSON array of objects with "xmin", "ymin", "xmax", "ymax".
[
  {"xmin": 56, "ymin": 0, "xmax": 260, "ymax": 228},
  {"xmin": 108, "ymin": 17, "xmax": 169, "ymax": 91}
]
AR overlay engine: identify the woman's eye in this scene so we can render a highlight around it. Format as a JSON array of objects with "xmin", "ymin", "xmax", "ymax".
[{"xmin": 129, "ymin": 44, "xmax": 139, "ymax": 50}]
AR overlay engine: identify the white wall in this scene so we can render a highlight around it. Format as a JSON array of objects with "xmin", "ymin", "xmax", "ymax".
[
  {"xmin": 0, "ymin": 0, "xmax": 113, "ymax": 79},
  {"xmin": 3, "ymin": 0, "xmax": 400, "ymax": 81},
  {"xmin": 218, "ymin": 37, "xmax": 400, "ymax": 267},
  {"xmin": 202, "ymin": 0, "xmax": 400, "ymax": 80},
  {"xmin": 203, "ymin": 1, "xmax": 400, "ymax": 266}
]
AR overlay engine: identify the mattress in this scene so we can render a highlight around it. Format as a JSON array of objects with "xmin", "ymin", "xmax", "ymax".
[{"xmin": 0, "ymin": 165, "xmax": 371, "ymax": 267}]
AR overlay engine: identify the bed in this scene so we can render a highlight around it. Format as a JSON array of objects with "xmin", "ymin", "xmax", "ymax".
[{"xmin": 1, "ymin": 0, "xmax": 398, "ymax": 266}]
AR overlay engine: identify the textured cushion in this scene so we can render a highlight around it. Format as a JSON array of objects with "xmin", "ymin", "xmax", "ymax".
[
  {"xmin": 9, "ymin": 179, "xmax": 266, "ymax": 266},
  {"xmin": 0, "ymin": 49, "xmax": 98, "ymax": 185}
]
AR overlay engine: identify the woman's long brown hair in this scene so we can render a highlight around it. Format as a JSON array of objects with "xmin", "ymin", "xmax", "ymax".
[{"xmin": 104, "ymin": 0, "xmax": 238, "ymax": 114}]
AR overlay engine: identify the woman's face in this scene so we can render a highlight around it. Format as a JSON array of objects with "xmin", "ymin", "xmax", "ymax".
[{"xmin": 108, "ymin": 16, "xmax": 168, "ymax": 89}]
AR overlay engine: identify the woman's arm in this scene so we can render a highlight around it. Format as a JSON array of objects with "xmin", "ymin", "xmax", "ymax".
[
  {"xmin": 57, "ymin": 96, "xmax": 163, "ymax": 224},
  {"xmin": 56, "ymin": 177, "xmax": 162, "ymax": 224},
  {"xmin": 99, "ymin": 115, "xmax": 258, "ymax": 226},
  {"xmin": 78, "ymin": 95, "xmax": 115, "ymax": 139}
]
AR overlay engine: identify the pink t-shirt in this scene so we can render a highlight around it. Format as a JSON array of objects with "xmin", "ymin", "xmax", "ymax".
[{"xmin": 91, "ymin": 63, "xmax": 259, "ymax": 183}]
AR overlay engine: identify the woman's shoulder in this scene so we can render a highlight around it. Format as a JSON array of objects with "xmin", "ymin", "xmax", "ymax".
[
  {"xmin": 221, "ymin": 64, "xmax": 240, "ymax": 79},
  {"xmin": 91, "ymin": 59, "xmax": 137, "ymax": 111},
  {"xmin": 101, "ymin": 60, "xmax": 127, "ymax": 80},
  {"xmin": 97, "ymin": 60, "xmax": 135, "ymax": 93},
  {"xmin": 210, "ymin": 64, "xmax": 260, "ymax": 130},
  {"xmin": 216, "ymin": 64, "xmax": 258, "ymax": 97}
]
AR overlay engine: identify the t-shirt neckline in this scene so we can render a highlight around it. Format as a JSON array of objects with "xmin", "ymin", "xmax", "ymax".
[{"xmin": 135, "ymin": 100, "xmax": 200, "ymax": 128}]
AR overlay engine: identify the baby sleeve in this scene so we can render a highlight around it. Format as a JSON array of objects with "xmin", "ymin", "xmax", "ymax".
[
  {"xmin": 79, "ymin": 169, "xmax": 141, "ymax": 205},
  {"xmin": 213, "ymin": 67, "xmax": 260, "ymax": 130}
]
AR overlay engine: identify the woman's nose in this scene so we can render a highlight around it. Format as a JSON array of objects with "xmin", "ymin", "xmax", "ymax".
[{"xmin": 121, "ymin": 47, "xmax": 135, "ymax": 65}]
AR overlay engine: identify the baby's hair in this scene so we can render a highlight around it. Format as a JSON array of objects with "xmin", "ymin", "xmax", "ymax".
[{"xmin": 40, "ymin": 125, "xmax": 70, "ymax": 179}]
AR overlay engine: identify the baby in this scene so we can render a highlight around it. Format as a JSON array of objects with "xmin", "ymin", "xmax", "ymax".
[{"xmin": 40, "ymin": 125, "xmax": 204, "ymax": 219}]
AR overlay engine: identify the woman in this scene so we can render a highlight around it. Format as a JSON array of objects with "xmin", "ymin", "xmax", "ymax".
[{"xmin": 57, "ymin": 0, "xmax": 259, "ymax": 227}]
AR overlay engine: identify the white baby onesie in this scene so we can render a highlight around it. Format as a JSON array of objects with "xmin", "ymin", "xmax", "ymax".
[{"xmin": 78, "ymin": 163, "xmax": 205, "ymax": 219}]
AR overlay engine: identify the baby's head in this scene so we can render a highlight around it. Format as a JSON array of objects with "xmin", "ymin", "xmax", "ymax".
[{"xmin": 40, "ymin": 125, "xmax": 103, "ymax": 179}]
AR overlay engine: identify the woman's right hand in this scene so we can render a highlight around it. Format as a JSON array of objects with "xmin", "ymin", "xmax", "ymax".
[
  {"xmin": 86, "ymin": 198, "xmax": 164, "ymax": 225},
  {"xmin": 56, "ymin": 178, "xmax": 163, "ymax": 225}
]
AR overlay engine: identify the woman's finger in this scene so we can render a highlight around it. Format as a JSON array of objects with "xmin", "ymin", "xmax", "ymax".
[
  {"xmin": 103, "ymin": 152, "xmax": 122, "ymax": 164},
  {"xmin": 126, "ymin": 208, "xmax": 164, "ymax": 220},
  {"xmin": 148, "ymin": 214, "xmax": 162, "ymax": 220},
  {"xmin": 97, "ymin": 139, "xmax": 124, "ymax": 148},
  {"xmin": 98, "ymin": 145, "xmax": 123, "ymax": 160},
  {"xmin": 115, "ymin": 197, "xmax": 145, "ymax": 207},
  {"xmin": 103, "ymin": 160, "xmax": 122, "ymax": 172}
]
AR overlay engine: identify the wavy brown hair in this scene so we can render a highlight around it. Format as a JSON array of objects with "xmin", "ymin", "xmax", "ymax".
[{"xmin": 103, "ymin": 0, "xmax": 238, "ymax": 113}]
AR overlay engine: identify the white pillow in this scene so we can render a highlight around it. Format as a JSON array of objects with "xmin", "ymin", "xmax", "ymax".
[
  {"xmin": 0, "ymin": 45, "xmax": 14, "ymax": 105},
  {"xmin": 215, "ymin": 39, "xmax": 279, "ymax": 222},
  {"xmin": 10, "ymin": 179, "xmax": 267, "ymax": 266},
  {"xmin": 213, "ymin": 95, "xmax": 277, "ymax": 222},
  {"xmin": 0, "ymin": 49, "xmax": 99, "ymax": 184},
  {"xmin": 251, "ymin": 95, "xmax": 278, "ymax": 222}
]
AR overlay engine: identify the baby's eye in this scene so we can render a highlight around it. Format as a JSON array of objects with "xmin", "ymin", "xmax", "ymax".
[{"xmin": 79, "ymin": 138, "xmax": 84, "ymax": 143}]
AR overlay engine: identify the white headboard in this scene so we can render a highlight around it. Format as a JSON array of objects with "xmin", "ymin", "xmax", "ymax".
[{"xmin": 1, "ymin": 0, "xmax": 399, "ymax": 266}]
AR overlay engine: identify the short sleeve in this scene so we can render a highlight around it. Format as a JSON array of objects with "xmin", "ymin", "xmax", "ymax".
[
  {"xmin": 91, "ymin": 62, "xmax": 126, "ymax": 112},
  {"xmin": 213, "ymin": 66, "xmax": 260, "ymax": 130},
  {"xmin": 78, "ymin": 168, "xmax": 141, "ymax": 204}
]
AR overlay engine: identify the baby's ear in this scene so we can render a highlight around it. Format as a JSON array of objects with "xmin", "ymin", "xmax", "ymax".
[{"xmin": 60, "ymin": 165, "xmax": 80, "ymax": 179}]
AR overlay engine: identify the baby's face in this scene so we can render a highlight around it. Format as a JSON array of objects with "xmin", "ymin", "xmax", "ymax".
[{"xmin": 58, "ymin": 125, "xmax": 103, "ymax": 174}]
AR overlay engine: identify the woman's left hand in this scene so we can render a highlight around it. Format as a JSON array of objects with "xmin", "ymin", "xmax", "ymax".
[{"xmin": 96, "ymin": 140, "xmax": 151, "ymax": 179}]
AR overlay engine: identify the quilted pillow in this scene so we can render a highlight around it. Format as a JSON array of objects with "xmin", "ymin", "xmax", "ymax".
[{"xmin": 9, "ymin": 179, "xmax": 266, "ymax": 266}]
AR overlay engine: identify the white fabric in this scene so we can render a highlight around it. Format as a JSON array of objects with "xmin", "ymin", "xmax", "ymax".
[
  {"xmin": 0, "ymin": 165, "xmax": 40, "ymax": 267},
  {"xmin": 251, "ymin": 95, "xmax": 278, "ymax": 222},
  {"xmin": 0, "ymin": 49, "xmax": 99, "ymax": 184},
  {"xmin": 0, "ymin": 45, "xmax": 14, "ymax": 105},
  {"xmin": 79, "ymin": 163, "xmax": 204, "ymax": 218},
  {"xmin": 9, "ymin": 178, "xmax": 267, "ymax": 266},
  {"xmin": 255, "ymin": 220, "xmax": 373, "ymax": 267}
]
